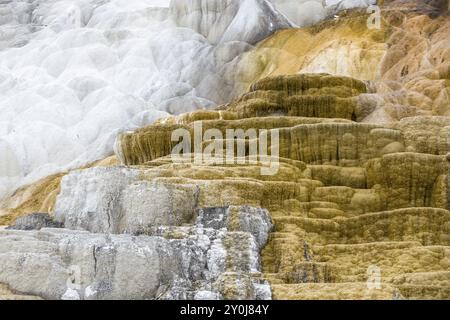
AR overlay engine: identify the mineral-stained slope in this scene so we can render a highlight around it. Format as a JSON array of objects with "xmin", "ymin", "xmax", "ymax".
[
  {"xmin": 0, "ymin": 0, "xmax": 295, "ymax": 201},
  {"xmin": 0, "ymin": 207, "xmax": 273, "ymax": 300},
  {"xmin": 0, "ymin": 1, "xmax": 449, "ymax": 300},
  {"xmin": 112, "ymin": 73, "xmax": 450, "ymax": 299},
  {"xmin": 235, "ymin": 0, "xmax": 450, "ymax": 123},
  {"xmin": 1, "ymin": 72, "xmax": 449, "ymax": 300}
]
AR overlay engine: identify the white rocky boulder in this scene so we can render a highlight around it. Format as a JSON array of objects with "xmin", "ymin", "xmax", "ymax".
[{"xmin": 0, "ymin": 203, "xmax": 273, "ymax": 299}]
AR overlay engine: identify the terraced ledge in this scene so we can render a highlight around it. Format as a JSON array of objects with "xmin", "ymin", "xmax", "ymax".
[
  {"xmin": 0, "ymin": 73, "xmax": 449, "ymax": 300},
  {"xmin": 113, "ymin": 73, "xmax": 450, "ymax": 300}
]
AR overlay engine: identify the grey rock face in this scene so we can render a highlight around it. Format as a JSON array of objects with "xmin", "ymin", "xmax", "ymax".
[
  {"xmin": 198, "ymin": 206, "xmax": 273, "ymax": 250},
  {"xmin": 121, "ymin": 181, "xmax": 200, "ymax": 234},
  {"xmin": 7, "ymin": 213, "xmax": 63, "ymax": 230},
  {"xmin": 54, "ymin": 167, "xmax": 140, "ymax": 233},
  {"xmin": 0, "ymin": 228, "xmax": 179, "ymax": 300},
  {"xmin": 1, "ymin": 167, "xmax": 273, "ymax": 300},
  {"xmin": 198, "ymin": 207, "xmax": 230, "ymax": 230},
  {"xmin": 231, "ymin": 206, "xmax": 273, "ymax": 251},
  {"xmin": 54, "ymin": 168, "xmax": 200, "ymax": 235},
  {"xmin": 0, "ymin": 214, "xmax": 272, "ymax": 300}
]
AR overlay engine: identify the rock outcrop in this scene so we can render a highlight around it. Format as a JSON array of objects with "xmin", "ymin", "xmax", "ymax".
[
  {"xmin": 0, "ymin": 1, "xmax": 449, "ymax": 300},
  {"xmin": 112, "ymin": 73, "xmax": 450, "ymax": 300},
  {"xmin": 2, "ymin": 71, "xmax": 448, "ymax": 300},
  {"xmin": 0, "ymin": 200, "xmax": 273, "ymax": 300},
  {"xmin": 0, "ymin": 0, "xmax": 296, "ymax": 201}
]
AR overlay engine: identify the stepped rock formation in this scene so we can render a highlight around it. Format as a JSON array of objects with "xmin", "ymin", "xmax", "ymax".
[
  {"xmin": 0, "ymin": 0, "xmax": 396, "ymax": 201},
  {"xmin": 0, "ymin": 0, "xmax": 449, "ymax": 300},
  {"xmin": 1, "ymin": 71, "xmax": 449, "ymax": 300},
  {"xmin": 1, "ymin": 203, "xmax": 273, "ymax": 300},
  {"xmin": 0, "ymin": 0, "xmax": 293, "ymax": 200},
  {"xmin": 234, "ymin": 0, "xmax": 450, "ymax": 123}
]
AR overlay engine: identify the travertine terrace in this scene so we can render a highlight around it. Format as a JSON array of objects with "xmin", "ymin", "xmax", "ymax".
[{"xmin": 0, "ymin": 0, "xmax": 449, "ymax": 300}]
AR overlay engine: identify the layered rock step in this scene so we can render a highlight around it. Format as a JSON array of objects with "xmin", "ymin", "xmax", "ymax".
[
  {"xmin": 113, "ymin": 73, "xmax": 450, "ymax": 300},
  {"xmin": 1, "ymin": 73, "xmax": 449, "ymax": 300},
  {"xmin": 1, "ymin": 187, "xmax": 273, "ymax": 300}
]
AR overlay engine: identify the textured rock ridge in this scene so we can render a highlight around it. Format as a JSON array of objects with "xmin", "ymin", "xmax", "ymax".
[
  {"xmin": 0, "ymin": 200, "xmax": 273, "ymax": 300},
  {"xmin": 0, "ymin": 0, "xmax": 297, "ymax": 201},
  {"xmin": 1, "ymin": 72, "xmax": 450, "ymax": 300},
  {"xmin": 108, "ymin": 73, "xmax": 450, "ymax": 300}
]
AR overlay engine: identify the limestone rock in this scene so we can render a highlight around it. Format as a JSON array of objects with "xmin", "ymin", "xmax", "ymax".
[
  {"xmin": 0, "ymin": 204, "xmax": 273, "ymax": 300},
  {"xmin": 198, "ymin": 206, "xmax": 273, "ymax": 250},
  {"xmin": 109, "ymin": 70, "xmax": 450, "ymax": 299},
  {"xmin": 0, "ymin": 0, "xmax": 299, "ymax": 201},
  {"xmin": 121, "ymin": 181, "xmax": 199, "ymax": 234},
  {"xmin": 0, "ymin": 1, "xmax": 449, "ymax": 301},
  {"xmin": 396, "ymin": 116, "xmax": 450, "ymax": 155},
  {"xmin": 54, "ymin": 167, "xmax": 140, "ymax": 234}
]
